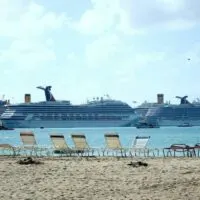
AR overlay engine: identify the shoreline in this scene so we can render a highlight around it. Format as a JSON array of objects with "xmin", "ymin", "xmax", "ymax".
[{"xmin": 1, "ymin": 156, "xmax": 200, "ymax": 200}]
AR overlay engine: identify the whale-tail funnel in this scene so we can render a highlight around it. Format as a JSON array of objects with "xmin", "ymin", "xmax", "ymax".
[
  {"xmin": 37, "ymin": 86, "xmax": 56, "ymax": 102},
  {"xmin": 176, "ymin": 96, "xmax": 190, "ymax": 104}
]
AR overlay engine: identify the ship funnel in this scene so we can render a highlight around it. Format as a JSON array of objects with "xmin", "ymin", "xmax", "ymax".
[
  {"xmin": 176, "ymin": 96, "xmax": 190, "ymax": 104},
  {"xmin": 25, "ymin": 94, "xmax": 31, "ymax": 103},
  {"xmin": 157, "ymin": 94, "xmax": 164, "ymax": 104},
  {"xmin": 37, "ymin": 86, "xmax": 56, "ymax": 102}
]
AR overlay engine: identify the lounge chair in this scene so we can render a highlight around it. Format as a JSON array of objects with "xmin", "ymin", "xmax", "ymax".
[
  {"xmin": 194, "ymin": 143, "xmax": 200, "ymax": 157},
  {"xmin": 50, "ymin": 134, "xmax": 76, "ymax": 156},
  {"xmin": 129, "ymin": 136, "xmax": 158, "ymax": 157},
  {"xmin": 163, "ymin": 144, "xmax": 196, "ymax": 157},
  {"xmin": 104, "ymin": 133, "xmax": 127, "ymax": 157},
  {"xmin": 20, "ymin": 131, "xmax": 48, "ymax": 156},
  {"xmin": 0, "ymin": 144, "xmax": 19, "ymax": 156},
  {"xmin": 71, "ymin": 134, "xmax": 95, "ymax": 156}
]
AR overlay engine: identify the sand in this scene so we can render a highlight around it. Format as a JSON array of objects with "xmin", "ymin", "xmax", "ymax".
[{"xmin": 0, "ymin": 156, "xmax": 200, "ymax": 200}]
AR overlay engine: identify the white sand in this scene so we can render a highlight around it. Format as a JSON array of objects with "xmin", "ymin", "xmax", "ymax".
[{"xmin": 0, "ymin": 156, "xmax": 200, "ymax": 200}]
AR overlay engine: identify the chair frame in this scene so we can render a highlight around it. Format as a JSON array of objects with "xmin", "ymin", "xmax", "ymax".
[
  {"xmin": 194, "ymin": 143, "xmax": 200, "ymax": 157},
  {"xmin": 163, "ymin": 144, "xmax": 196, "ymax": 157},
  {"xmin": 129, "ymin": 136, "xmax": 159, "ymax": 157},
  {"xmin": 50, "ymin": 134, "xmax": 76, "ymax": 156},
  {"xmin": 20, "ymin": 132, "xmax": 49, "ymax": 156},
  {"xmin": 104, "ymin": 133, "xmax": 127, "ymax": 157},
  {"xmin": 71, "ymin": 134, "xmax": 95, "ymax": 156},
  {"xmin": 0, "ymin": 144, "xmax": 20, "ymax": 156}
]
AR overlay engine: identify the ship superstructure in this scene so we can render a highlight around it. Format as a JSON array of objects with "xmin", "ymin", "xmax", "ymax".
[
  {"xmin": 145, "ymin": 96, "xmax": 200, "ymax": 126},
  {"xmin": 0, "ymin": 86, "xmax": 137, "ymax": 128},
  {"xmin": 0, "ymin": 97, "xmax": 10, "ymax": 128},
  {"xmin": 0, "ymin": 100, "xmax": 8, "ymax": 115}
]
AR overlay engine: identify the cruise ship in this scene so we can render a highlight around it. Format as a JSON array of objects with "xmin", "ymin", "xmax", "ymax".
[
  {"xmin": 0, "ymin": 98, "xmax": 10, "ymax": 128},
  {"xmin": 134, "ymin": 93, "xmax": 168, "ymax": 127},
  {"xmin": 144, "ymin": 96, "xmax": 200, "ymax": 126},
  {"xmin": 134, "ymin": 94, "xmax": 168, "ymax": 117},
  {"xmin": 0, "ymin": 100, "xmax": 8, "ymax": 115},
  {"xmin": 0, "ymin": 86, "xmax": 138, "ymax": 128}
]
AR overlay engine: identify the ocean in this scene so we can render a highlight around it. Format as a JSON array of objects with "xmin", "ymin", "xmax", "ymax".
[{"xmin": 1, "ymin": 127, "xmax": 200, "ymax": 150}]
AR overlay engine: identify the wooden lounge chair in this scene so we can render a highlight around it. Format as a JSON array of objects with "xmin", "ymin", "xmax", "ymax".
[
  {"xmin": 163, "ymin": 144, "xmax": 196, "ymax": 157},
  {"xmin": 50, "ymin": 134, "xmax": 76, "ymax": 156},
  {"xmin": 104, "ymin": 133, "xmax": 127, "ymax": 157},
  {"xmin": 71, "ymin": 134, "xmax": 95, "ymax": 156},
  {"xmin": 129, "ymin": 136, "xmax": 158, "ymax": 157},
  {"xmin": 20, "ymin": 131, "xmax": 48, "ymax": 156}
]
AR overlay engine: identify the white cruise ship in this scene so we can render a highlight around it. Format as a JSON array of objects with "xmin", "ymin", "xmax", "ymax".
[{"xmin": 0, "ymin": 86, "xmax": 138, "ymax": 128}]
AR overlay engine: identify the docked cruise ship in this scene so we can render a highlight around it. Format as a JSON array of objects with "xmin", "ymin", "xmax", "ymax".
[
  {"xmin": 0, "ymin": 100, "xmax": 8, "ymax": 115},
  {"xmin": 0, "ymin": 86, "xmax": 138, "ymax": 128},
  {"xmin": 0, "ymin": 99, "xmax": 10, "ymax": 128},
  {"xmin": 134, "ymin": 94, "xmax": 168, "ymax": 117},
  {"xmin": 145, "ymin": 96, "xmax": 200, "ymax": 126}
]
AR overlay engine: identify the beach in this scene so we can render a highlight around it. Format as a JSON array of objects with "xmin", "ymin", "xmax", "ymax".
[{"xmin": 0, "ymin": 156, "xmax": 200, "ymax": 200}]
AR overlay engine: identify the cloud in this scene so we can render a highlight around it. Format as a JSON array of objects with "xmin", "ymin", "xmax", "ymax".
[
  {"xmin": 134, "ymin": 52, "xmax": 166, "ymax": 65},
  {"xmin": 113, "ymin": 51, "xmax": 166, "ymax": 83},
  {"xmin": 1, "ymin": 0, "xmax": 200, "ymax": 104},
  {"xmin": 0, "ymin": 1, "xmax": 68, "ymax": 39},
  {"xmin": 73, "ymin": 0, "xmax": 200, "ymax": 36},
  {"xmin": 66, "ymin": 52, "xmax": 76, "ymax": 61},
  {"xmin": 72, "ymin": 0, "xmax": 192, "ymax": 73},
  {"xmin": 85, "ymin": 34, "xmax": 122, "ymax": 67},
  {"xmin": 74, "ymin": 0, "xmax": 198, "ymax": 75},
  {"xmin": 84, "ymin": 28, "xmax": 166, "ymax": 69},
  {"xmin": 119, "ymin": 0, "xmax": 200, "ymax": 32},
  {"xmin": 0, "ymin": 39, "xmax": 56, "ymax": 71},
  {"xmin": 72, "ymin": 0, "xmax": 121, "ymax": 35},
  {"xmin": 0, "ymin": 0, "xmax": 69, "ymax": 74}
]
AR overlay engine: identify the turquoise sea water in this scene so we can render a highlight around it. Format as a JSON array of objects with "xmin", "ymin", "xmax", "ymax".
[{"xmin": 1, "ymin": 127, "xmax": 200, "ymax": 150}]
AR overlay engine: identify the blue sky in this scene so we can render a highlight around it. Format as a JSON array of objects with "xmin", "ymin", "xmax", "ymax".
[{"xmin": 1, "ymin": 0, "xmax": 200, "ymax": 106}]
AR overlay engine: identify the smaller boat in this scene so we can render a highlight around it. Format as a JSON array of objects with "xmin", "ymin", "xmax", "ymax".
[
  {"xmin": 0, "ymin": 125, "xmax": 14, "ymax": 131},
  {"xmin": 136, "ymin": 121, "xmax": 160, "ymax": 129},
  {"xmin": 177, "ymin": 122, "xmax": 193, "ymax": 127}
]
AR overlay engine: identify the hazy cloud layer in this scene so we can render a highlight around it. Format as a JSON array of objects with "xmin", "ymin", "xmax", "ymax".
[{"xmin": 1, "ymin": 0, "xmax": 200, "ymax": 104}]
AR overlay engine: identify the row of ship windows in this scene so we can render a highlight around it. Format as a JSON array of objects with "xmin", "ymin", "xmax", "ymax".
[
  {"xmin": 10, "ymin": 116, "xmax": 129, "ymax": 120},
  {"xmin": 147, "ymin": 111, "xmax": 200, "ymax": 116},
  {"xmin": 148, "ymin": 109, "xmax": 200, "ymax": 114},
  {"xmin": 11, "ymin": 113, "xmax": 131, "ymax": 117},
  {"xmin": 147, "ymin": 114, "xmax": 198, "ymax": 116},
  {"xmin": 149, "ymin": 116, "xmax": 200, "ymax": 120},
  {"xmin": 6, "ymin": 107, "xmax": 133, "ymax": 112},
  {"xmin": 11, "ymin": 105, "xmax": 129, "ymax": 108},
  {"xmin": 5, "ymin": 110, "xmax": 133, "ymax": 113},
  {"xmin": 36, "ymin": 116, "xmax": 124, "ymax": 120}
]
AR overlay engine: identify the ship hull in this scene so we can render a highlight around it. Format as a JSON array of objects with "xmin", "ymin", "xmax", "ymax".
[
  {"xmin": 157, "ymin": 119, "xmax": 200, "ymax": 126},
  {"xmin": 145, "ymin": 104, "xmax": 200, "ymax": 127},
  {"xmin": 1, "ymin": 119, "xmax": 135, "ymax": 128},
  {"xmin": 146, "ymin": 118, "xmax": 200, "ymax": 126}
]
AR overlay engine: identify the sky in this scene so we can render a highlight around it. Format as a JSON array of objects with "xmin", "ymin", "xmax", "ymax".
[{"xmin": 1, "ymin": 0, "xmax": 200, "ymax": 106}]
